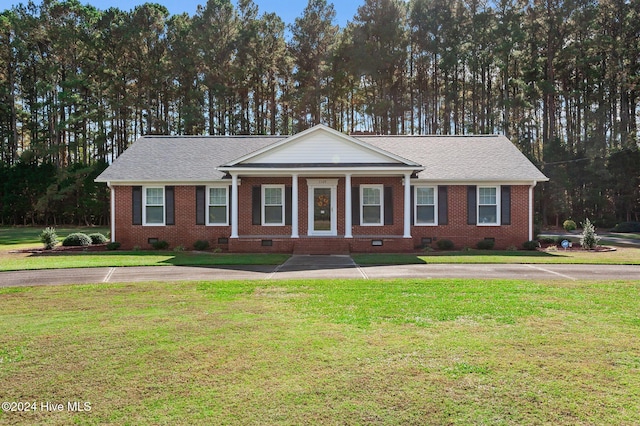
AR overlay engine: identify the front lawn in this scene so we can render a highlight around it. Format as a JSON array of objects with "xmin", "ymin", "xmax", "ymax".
[
  {"xmin": 353, "ymin": 247, "xmax": 640, "ymax": 265},
  {"xmin": 0, "ymin": 251, "xmax": 289, "ymax": 271},
  {"xmin": 1, "ymin": 278, "xmax": 639, "ymax": 424},
  {"xmin": 0, "ymin": 226, "xmax": 110, "ymax": 251}
]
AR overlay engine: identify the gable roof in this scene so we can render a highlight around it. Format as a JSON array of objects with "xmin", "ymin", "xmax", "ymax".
[
  {"xmin": 224, "ymin": 124, "xmax": 419, "ymax": 167},
  {"xmin": 96, "ymin": 127, "xmax": 548, "ymax": 183}
]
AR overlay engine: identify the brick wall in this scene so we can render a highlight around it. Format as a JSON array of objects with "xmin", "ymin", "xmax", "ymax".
[
  {"xmin": 112, "ymin": 182, "xmax": 532, "ymax": 252},
  {"xmin": 410, "ymin": 185, "xmax": 531, "ymax": 250},
  {"xmin": 113, "ymin": 185, "xmax": 231, "ymax": 250}
]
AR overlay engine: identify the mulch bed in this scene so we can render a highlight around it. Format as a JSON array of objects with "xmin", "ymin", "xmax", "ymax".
[
  {"xmin": 537, "ymin": 243, "xmax": 616, "ymax": 252},
  {"xmin": 11, "ymin": 244, "xmax": 109, "ymax": 254}
]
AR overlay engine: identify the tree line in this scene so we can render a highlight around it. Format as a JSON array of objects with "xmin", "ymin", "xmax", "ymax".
[{"xmin": 0, "ymin": 0, "xmax": 638, "ymax": 227}]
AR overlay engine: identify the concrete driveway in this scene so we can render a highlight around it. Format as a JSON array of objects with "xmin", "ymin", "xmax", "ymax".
[{"xmin": 1, "ymin": 255, "xmax": 638, "ymax": 287}]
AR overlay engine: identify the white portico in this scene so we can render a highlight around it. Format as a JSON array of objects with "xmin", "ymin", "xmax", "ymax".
[{"xmin": 217, "ymin": 125, "xmax": 422, "ymax": 242}]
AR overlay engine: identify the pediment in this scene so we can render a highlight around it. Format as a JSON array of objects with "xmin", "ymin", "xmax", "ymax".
[{"xmin": 225, "ymin": 125, "xmax": 418, "ymax": 167}]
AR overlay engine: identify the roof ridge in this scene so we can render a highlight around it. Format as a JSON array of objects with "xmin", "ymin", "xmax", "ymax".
[
  {"xmin": 139, "ymin": 135, "xmax": 286, "ymax": 139},
  {"xmin": 356, "ymin": 134, "xmax": 501, "ymax": 138}
]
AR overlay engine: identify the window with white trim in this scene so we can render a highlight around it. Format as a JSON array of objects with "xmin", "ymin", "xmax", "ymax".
[
  {"xmin": 144, "ymin": 187, "xmax": 164, "ymax": 225},
  {"xmin": 361, "ymin": 185, "xmax": 383, "ymax": 225},
  {"xmin": 415, "ymin": 186, "xmax": 437, "ymax": 225},
  {"xmin": 207, "ymin": 186, "xmax": 228, "ymax": 225},
  {"xmin": 262, "ymin": 185, "xmax": 284, "ymax": 225},
  {"xmin": 478, "ymin": 186, "xmax": 499, "ymax": 225}
]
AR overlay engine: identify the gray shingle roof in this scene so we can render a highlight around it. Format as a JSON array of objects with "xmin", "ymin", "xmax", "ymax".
[
  {"xmin": 96, "ymin": 133, "xmax": 547, "ymax": 183},
  {"xmin": 95, "ymin": 135, "xmax": 284, "ymax": 182},
  {"xmin": 362, "ymin": 135, "xmax": 548, "ymax": 182}
]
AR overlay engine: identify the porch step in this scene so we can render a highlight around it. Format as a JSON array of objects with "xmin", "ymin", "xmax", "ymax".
[{"xmin": 293, "ymin": 238, "xmax": 350, "ymax": 255}]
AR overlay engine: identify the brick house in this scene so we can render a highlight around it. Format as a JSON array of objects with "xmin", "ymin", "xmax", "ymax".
[{"xmin": 95, "ymin": 125, "xmax": 548, "ymax": 253}]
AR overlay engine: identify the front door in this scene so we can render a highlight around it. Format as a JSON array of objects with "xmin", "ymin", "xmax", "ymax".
[{"xmin": 307, "ymin": 180, "xmax": 337, "ymax": 236}]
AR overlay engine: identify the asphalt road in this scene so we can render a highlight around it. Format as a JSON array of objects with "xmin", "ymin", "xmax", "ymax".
[{"xmin": 1, "ymin": 255, "xmax": 638, "ymax": 287}]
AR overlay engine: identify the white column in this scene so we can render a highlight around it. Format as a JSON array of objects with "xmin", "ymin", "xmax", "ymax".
[
  {"xmin": 345, "ymin": 174, "xmax": 352, "ymax": 238},
  {"xmin": 108, "ymin": 183, "xmax": 115, "ymax": 243},
  {"xmin": 231, "ymin": 173, "xmax": 239, "ymax": 238},
  {"xmin": 291, "ymin": 174, "xmax": 299, "ymax": 238},
  {"xmin": 403, "ymin": 173, "xmax": 411, "ymax": 238},
  {"xmin": 529, "ymin": 181, "xmax": 537, "ymax": 241}
]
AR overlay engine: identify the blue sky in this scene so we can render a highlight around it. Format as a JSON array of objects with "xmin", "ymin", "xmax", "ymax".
[{"xmin": 38, "ymin": 0, "xmax": 361, "ymax": 27}]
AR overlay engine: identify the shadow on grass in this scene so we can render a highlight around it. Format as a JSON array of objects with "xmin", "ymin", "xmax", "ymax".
[
  {"xmin": 352, "ymin": 250, "xmax": 567, "ymax": 265},
  {"xmin": 24, "ymin": 250, "xmax": 288, "ymax": 267}
]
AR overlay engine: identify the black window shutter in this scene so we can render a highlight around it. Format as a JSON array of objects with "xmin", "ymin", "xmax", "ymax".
[
  {"xmin": 196, "ymin": 186, "xmax": 205, "ymax": 225},
  {"xmin": 384, "ymin": 186, "xmax": 393, "ymax": 225},
  {"xmin": 351, "ymin": 187, "xmax": 360, "ymax": 225},
  {"xmin": 252, "ymin": 186, "xmax": 261, "ymax": 225},
  {"xmin": 132, "ymin": 186, "xmax": 142, "ymax": 225},
  {"xmin": 438, "ymin": 186, "xmax": 448, "ymax": 225},
  {"xmin": 285, "ymin": 186, "xmax": 292, "ymax": 225},
  {"xmin": 410, "ymin": 186, "xmax": 414, "ymax": 225},
  {"xmin": 467, "ymin": 185, "xmax": 477, "ymax": 225},
  {"xmin": 165, "ymin": 186, "xmax": 175, "ymax": 225},
  {"xmin": 501, "ymin": 185, "xmax": 511, "ymax": 225}
]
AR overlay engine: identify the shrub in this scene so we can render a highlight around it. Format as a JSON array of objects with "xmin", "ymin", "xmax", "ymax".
[
  {"xmin": 436, "ymin": 239, "xmax": 455, "ymax": 250},
  {"xmin": 151, "ymin": 240, "xmax": 169, "ymax": 250},
  {"xmin": 476, "ymin": 239, "xmax": 495, "ymax": 250},
  {"xmin": 523, "ymin": 240, "xmax": 539, "ymax": 251},
  {"xmin": 62, "ymin": 233, "xmax": 92, "ymax": 247},
  {"xmin": 173, "ymin": 245, "xmax": 185, "ymax": 252},
  {"xmin": 89, "ymin": 233, "xmax": 108, "ymax": 244},
  {"xmin": 611, "ymin": 222, "xmax": 640, "ymax": 233},
  {"xmin": 506, "ymin": 245, "xmax": 518, "ymax": 251},
  {"xmin": 538, "ymin": 236, "xmax": 556, "ymax": 244},
  {"xmin": 193, "ymin": 240, "xmax": 210, "ymax": 251},
  {"xmin": 40, "ymin": 227, "xmax": 58, "ymax": 250},
  {"xmin": 106, "ymin": 242, "xmax": 121, "ymax": 251},
  {"xmin": 580, "ymin": 218, "xmax": 600, "ymax": 250},
  {"xmin": 563, "ymin": 219, "xmax": 577, "ymax": 232}
]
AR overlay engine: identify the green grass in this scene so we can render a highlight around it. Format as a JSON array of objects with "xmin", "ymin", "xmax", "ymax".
[
  {"xmin": 0, "ymin": 251, "xmax": 289, "ymax": 271},
  {"xmin": 0, "ymin": 226, "xmax": 110, "ymax": 250},
  {"xmin": 353, "ymin": 247, "xmax": 640, "ymax": 265},
  {"xmin": 604, "ymin": 232, "xmax": 640, "ymax": 241},
  {"xmin": 0, "ymin": 226, "xmax": 288, "ymax": 271},
  {"xmin": 1, "ymin": 278, "xmax": 639, "ymax": 424}
]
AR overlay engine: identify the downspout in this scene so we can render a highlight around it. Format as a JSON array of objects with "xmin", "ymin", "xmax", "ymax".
[
  {"xmin": 108, "ymin": 182, "xmax": 115, "ymax": 243},
  {"xmin": 529, "ymin": 181, "xmax": 537, "ymax": 241}
]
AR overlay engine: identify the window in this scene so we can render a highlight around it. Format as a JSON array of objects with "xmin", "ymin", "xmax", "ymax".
[
  {"xmin": 478, "ymin": 186, "xmax": 499, "ymax": 225},
  {"xmin": 207, "ymin": 186, "xmax": 228, "ymax": 225},
  {"xmin": 262, "ymin": 185, "xmax": 284, "ymax": 225},
  {"xmin": 361, "ymin": 185, "xmax": 383, "ymax": 225},
  {"xmin": 415, "ymin": 186, "xmax": 437, "ymax": 225},
  {"xmin": 144, "ymin": 187, "xmax": 164, "ymax": 225}
]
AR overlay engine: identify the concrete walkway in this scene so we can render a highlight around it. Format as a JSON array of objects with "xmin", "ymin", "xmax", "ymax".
[{"xmin": 1, "ymin": 256, "xmax": 638, "ymax": 287}]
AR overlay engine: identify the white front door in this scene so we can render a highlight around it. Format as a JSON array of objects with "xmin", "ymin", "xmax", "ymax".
[{"xmin": 307, "ymin": 179, "xmax": 337, "ymax": 236}]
